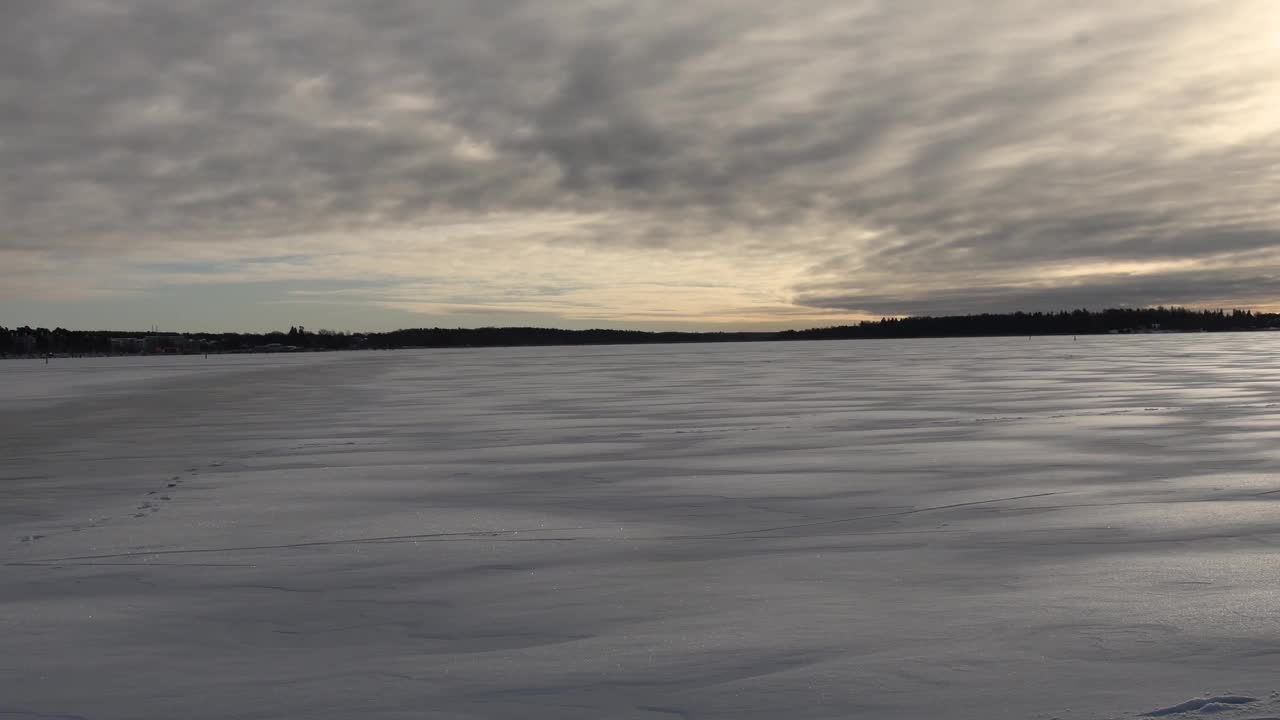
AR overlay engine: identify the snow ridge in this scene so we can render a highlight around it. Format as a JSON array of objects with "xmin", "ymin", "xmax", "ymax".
[{"xmin": 1142, "ymin": 696, "xmax": 1257, "ymax": 716}]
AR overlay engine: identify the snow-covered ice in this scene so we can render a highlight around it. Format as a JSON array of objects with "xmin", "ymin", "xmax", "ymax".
[{"xmin": 4, "ymin": 335, "xmax": 1280, "ymax": 719}]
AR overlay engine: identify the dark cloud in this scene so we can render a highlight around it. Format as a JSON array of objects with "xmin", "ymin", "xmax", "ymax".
[
  {"xmin": 4, "ymin": 0, "xmax": 1279, "ymax": 317},
  {"xmin": 796, "ymin": 268, "xmax": 1280, "ymax": 317}
]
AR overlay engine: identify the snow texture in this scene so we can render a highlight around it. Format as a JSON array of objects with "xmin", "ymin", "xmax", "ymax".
[
  {"xmin": 4, "ymin": 335, "xmax": 1280, "ymax": 719},
  {"xmin": 1142, "ymin": 696, "xmax": 1257, "ymax": 716}
]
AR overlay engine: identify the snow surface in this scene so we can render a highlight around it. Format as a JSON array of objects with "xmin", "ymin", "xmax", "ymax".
[{"xmin": 3, "ymin": 335, "xmax": 1280, "ymax": 720}]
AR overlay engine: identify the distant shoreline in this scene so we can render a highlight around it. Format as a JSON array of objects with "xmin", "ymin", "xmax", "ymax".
[
  {"xmin": 4, "ymin": 307, "xmax": 1277, "ymax": 358},
  {"xmin": 6, "ymin": 328, "xmax": 1279, "ymax": 362}
]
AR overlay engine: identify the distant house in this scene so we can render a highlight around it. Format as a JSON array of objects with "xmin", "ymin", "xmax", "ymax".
[
  {"xmin": 143, "ymin": 335, "xmax": 201, "ymax": 354},
  {"xmin": 110, "ymin": 337, "xmax": 146, "ymax": 354}
]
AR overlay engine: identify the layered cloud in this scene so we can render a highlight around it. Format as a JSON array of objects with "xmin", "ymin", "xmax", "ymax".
[{"xmin": 4, "ymin": 0, "xmax": 1279, "ymax": 327}]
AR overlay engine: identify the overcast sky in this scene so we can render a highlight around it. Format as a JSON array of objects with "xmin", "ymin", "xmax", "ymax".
[{"xmin": 4, "ymin": 1, "xmax": 1279, "ymax": 331}]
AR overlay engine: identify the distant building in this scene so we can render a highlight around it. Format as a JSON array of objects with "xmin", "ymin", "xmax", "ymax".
[
  {"xmin": 143, "ymin": 335, "xmax": 200, "ymax": 354},
  {"xmin": 111, "ymin": 337, "xmax": 146, "ymax": 354}
]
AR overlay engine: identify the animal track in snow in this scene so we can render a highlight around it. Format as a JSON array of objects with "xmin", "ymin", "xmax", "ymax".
[{"xmin": 129, "ymin": 468, "xmax": 196, "ymax": 522}]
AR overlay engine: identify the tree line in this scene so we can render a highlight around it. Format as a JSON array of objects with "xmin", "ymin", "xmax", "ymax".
[
  {"xmin": 777, "ymin": 307, "xmax": 1280, "ymax": 340},
  {"xmin": 2, "ymin": 307, "xmax": 1278, "ymax": 357}
]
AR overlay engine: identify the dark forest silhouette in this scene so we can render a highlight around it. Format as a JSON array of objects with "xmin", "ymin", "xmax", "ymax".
[{"xmin": 2, "ymin": 307, "xmax": 1278, "ymax": 357}]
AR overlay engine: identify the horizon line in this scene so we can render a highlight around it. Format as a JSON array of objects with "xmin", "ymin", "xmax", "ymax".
[{"xmin": 3, "ymin": 304, "xmax": 1273, "ymax": 337}]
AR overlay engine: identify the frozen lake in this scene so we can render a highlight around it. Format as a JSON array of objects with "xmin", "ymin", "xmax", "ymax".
[{"xmin": 4, "ymin": 336, "xmax": 1280, "ymax": 719}]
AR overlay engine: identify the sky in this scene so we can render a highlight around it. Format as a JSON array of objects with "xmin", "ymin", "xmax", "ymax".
[{"xmin": 3, "ymin": 1, "xmax": 1279, "ymax": 332}]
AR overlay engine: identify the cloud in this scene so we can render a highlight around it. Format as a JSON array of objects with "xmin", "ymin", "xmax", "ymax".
[
  {"xmin": 3, "ymin": 0, "xmax": 1280, "ymax": 325},
  {"xmin": 796, "ymin": 267, "xmax": 1280, "ymax": 318}
]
